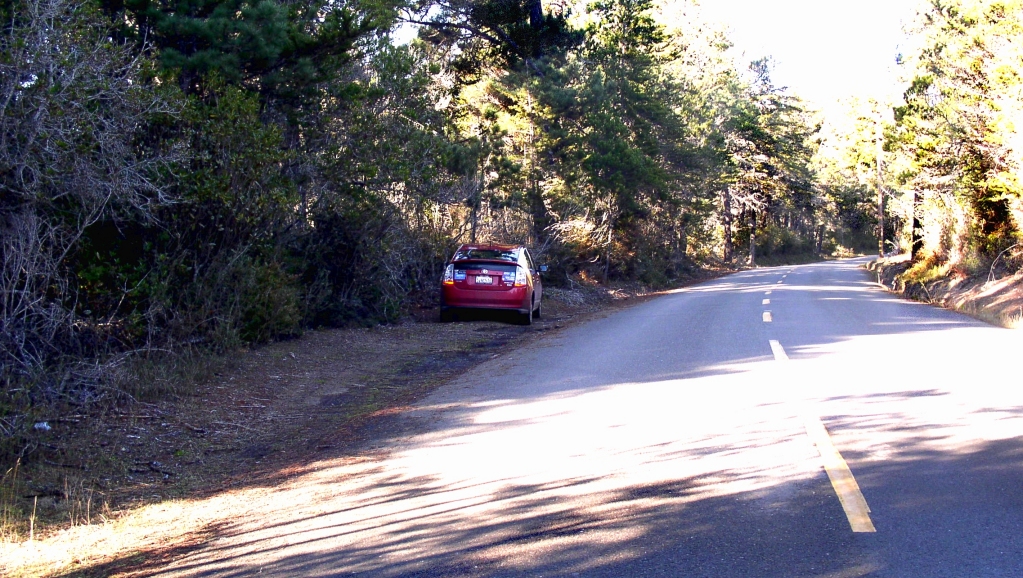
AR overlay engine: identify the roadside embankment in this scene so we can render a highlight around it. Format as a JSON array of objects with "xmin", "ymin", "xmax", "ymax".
[{"xmin": 868, "ymin": 255, "xmax": 1023, "ymax": 329}]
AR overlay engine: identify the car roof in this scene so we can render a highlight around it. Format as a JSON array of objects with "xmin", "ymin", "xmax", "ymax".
[
  {"xmin": 452, "ymin": 244, "xmax": 522, "ymax": 262},
  {"xmin": 457, "ymin": 243, "xmax": 521, "ymax": 252}
]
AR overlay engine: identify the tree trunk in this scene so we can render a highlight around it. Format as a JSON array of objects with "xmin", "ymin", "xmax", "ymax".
[
  {"xmin": 675, "ymin": 218, "xmax": 687, "ymax": 262},
  {"xmin": 524, "ymin": 94, "xmax": 549, "ymax": 245},
  {"xmin": 749, "ymin": 212, "xmax": 757, "ymax": 267},
  {"xmin": 470, "ymin": 178, "xmax": 479, "ymax": 244},
  {"xmin": 876, "ymin": 119, "xmax": 885, "ymax": 257},
  {"xmin": 527, "ymin": 0, "xmax": 543, "ymax": 29},
  {"xmin": 911, "ymin": 190, "xmax": 924, "ymax": 260},
  {"xmin": 722, "ymin": 189, "xmax": 734, "ymax": 263},
  {"xmin": 603, "ymin": 252, "xmax": 611, "ymax": 284}
]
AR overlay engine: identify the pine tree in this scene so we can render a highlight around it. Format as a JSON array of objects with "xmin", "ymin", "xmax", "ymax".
[
  {"xmin": 102, "ymin": 0, "xmax": 385, "ymax": 102},
  {"xmin": 892, "ymin": 0, "xmax": 1023, "ymax": 264}
]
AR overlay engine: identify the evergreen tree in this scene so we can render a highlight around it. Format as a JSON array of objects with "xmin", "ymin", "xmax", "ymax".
[
  {"xmin": 573, "ymin": 0, "xmax": 675, "ymax": 279},
  {"xmin": 718, "ymin": 60, "xmax": 817, "ymax": 264},
  {"xmin": 892, "ymin": 0, "xmax": 1023, "ymax": 264},
  {"xmin": 407, "ymin": 0, "xmax": 580, "ymax": 82},
  {"xmin": 102, "ymin": 0, "xmax": 388, "ymax": 102}
]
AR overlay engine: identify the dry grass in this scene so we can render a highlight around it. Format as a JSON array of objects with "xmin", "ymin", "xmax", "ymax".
[
  {"xmin": 1, "ymin": 459, "xmax": 23, "ymax": 542},
  {"xmin": 872, "ymin": 254, "xmax": 1023, "ymax": 329},
  {"xmin": 901, "ymin": 254, "xmax": 954, "ymax": 286},
  {"xmin": 1, "ymin": 491, "xmax": 239, "ymax": 577},
  {"xmin": 1004, "ymin": 308, "xmax": 1023, "ymax": 329}
]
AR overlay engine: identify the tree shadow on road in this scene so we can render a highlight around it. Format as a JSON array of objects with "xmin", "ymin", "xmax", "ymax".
[
  {"xmin": 54, "ymin": 259, "xmax": 1023, "ymax": 577},
  {"xmin": 60, "ymin": 429, "xmax": 1023, "ymax": 577}
]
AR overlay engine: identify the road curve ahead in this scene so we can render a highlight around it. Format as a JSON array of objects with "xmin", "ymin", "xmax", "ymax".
[{"xmin": 164, "ymin": 258, "xmax": 1023, "ymax": 578}]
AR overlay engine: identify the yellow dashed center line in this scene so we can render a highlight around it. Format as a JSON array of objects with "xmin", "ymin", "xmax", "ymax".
[
  {"xmin": 769, "ymin": 339, "xmax": 877, "ymax": 534},
  {"xmin": 762, "ymin": 311, "xmax": 772, "ymax": 323},
  {"xmin": 804, "ymin": 417, "xmax": 877, "ymax": 533},
  {"xmin": 768, "ymin": 339, "xmax": 788, "ymax": 361},
  {"xmin": 763, "ymin": 299, "xmax": 770, "ymax": 305}
]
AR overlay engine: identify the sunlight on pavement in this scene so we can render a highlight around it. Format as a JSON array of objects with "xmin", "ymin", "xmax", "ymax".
[
  {"xmin": 787, "ymin": 325, "xmax": 1023, "ymax": 450},
  {"xmin": 6, "ymin": 271, "xmax": 1022, "ymax": 576},
  {"xmin": 133, "ymin": 359, "xmax": 834, "ymax": 576}
]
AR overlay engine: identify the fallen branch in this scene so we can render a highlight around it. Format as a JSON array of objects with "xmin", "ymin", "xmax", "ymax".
[
  {"xmin": 919, "ymin": 281, "xmax": 932, "ymax": 302},
  {"xmin": 988, "ymin": 243, "xmax": 1020, "ymax": 282},
  {"xmin": 47, "ymin": 416, "xmax": 84, "ymax": 424},
  {"xmin": 182, "ymin": 422, "xmax": 207, "ymax": 434},
  {"xmin": 213, "ymin": 421, "xmax": 257, "ymax": 432},
  {"xmin": 148, "ymin": 462, "xmax": 175, "ymax": 477},
  {"xmin": 43, "ymin": 459, "xmax": 85, "ymax": 470}
]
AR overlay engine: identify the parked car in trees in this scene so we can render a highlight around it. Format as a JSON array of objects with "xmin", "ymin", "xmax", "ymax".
[{"xmin": 440, "ymin": 244, "xmax": 545, "ymax": 324}]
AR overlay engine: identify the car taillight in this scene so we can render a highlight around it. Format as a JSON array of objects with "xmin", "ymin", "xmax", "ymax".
[
  {"xmin": 514, "ymin": 267, "xmax": 527, "ymax": 287},
  {"xmin": 443, "ymin": 264, "xmax": 454, "ymax": 285}
]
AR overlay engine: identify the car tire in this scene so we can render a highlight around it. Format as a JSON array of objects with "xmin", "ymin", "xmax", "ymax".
[
  {"xmin": 533, "ymin": 300, "xmax": 541, "ymax": 319},
  {"xmin": 519, "ymin": 294, "xmax": 534, "ymax": 325},
  {"xmin": 440, "ymin": 309, "xmax": 453, "ymax": 323}
]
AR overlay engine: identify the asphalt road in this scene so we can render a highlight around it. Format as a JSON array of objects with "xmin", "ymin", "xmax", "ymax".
[{"xmin": 164, "ymin": 258, "xmax": 1023, "ymax": 577}]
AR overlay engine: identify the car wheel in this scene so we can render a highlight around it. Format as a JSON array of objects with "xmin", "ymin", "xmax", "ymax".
[
  {"xmin": 519, "ymin": 294, "xmax": 534, "ymax": 325},
  {"xmin": 518, "ymin": 306, "xmax": 533, "ymax": 325},
  {"xmin": 533, "ymin": 300, "xmax": 541, "ymax": 319},
  {"xmin": 440, "ymin": 309, "xmax": 453, "ymax": 323}
]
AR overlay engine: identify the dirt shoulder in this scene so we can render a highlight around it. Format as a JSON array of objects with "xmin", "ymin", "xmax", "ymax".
[
  {"xmin": 869, "ymin": 254, "xmax": 1023, "ymax": 328},
  {"xmin": 0, "ymin": 272, "xmax": 723, "ymax": 577}
]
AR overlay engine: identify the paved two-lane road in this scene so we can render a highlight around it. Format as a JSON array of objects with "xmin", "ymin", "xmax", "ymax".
[{"xmin": 163, "ymin": 258, "xmax": 1023, "ymax": 577}]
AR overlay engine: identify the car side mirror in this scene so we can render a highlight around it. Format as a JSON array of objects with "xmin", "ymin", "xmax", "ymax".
[{"xmin": 539, "ymin": 265, "xmax": 548, "ymax": 273}]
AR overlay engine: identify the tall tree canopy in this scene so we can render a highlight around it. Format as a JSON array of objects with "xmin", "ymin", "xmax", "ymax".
[
  {"xmin": 890, "ymin": 0, "xmax": 1023, "ymax": 266},
  {"xmin": 1, "ymin": 0, "xmax": 865, "ymax": 440}
]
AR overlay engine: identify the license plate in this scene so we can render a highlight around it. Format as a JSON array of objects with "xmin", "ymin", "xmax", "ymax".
[{"xmin": 475, "ymin": 275, "xmax": 493, "ymax": 284}]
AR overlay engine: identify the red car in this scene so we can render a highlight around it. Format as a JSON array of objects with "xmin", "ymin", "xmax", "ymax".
[{"xmin": 440, "ymin": 244, "xmax": 545, "ymax": 324}]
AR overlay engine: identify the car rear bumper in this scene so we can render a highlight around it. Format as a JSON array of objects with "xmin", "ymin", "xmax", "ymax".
[
  {"xmin": 441, "ymin": 286, "xmax": 530, "ymax": 313},
  {"xmin": 441, "ymin": 304, "xmax": 532, "ymax": 316}
]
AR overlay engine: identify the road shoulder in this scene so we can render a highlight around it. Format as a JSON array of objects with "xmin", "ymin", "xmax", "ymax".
[{"xmin": 1, "ymin": 275, "xmax": 721, "ymax": 577}]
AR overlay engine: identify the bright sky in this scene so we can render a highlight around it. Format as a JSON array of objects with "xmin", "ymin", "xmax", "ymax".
[{"xmin": 693, "ymin": 0, "xmax": 923, "ymax": 111}]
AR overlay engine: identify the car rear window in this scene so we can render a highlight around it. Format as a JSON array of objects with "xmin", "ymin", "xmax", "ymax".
[
  {"xmin": 453, "ymin": 248, "xmax": 518, "ymax": 262},
  {"xmin": 452, "ymin": 262, "xmax": 517, "ymax": 273}
]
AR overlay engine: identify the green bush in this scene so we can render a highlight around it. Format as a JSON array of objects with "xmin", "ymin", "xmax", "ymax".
[
  {"xmin": 297, "ymin": 194, "xmax": 449, "ymax": 326},
  {"xmin": 238, "ymin": 258, "xmax": 303, "ymax": 343},
  {"xmin": 756, "ymin": 224, "xmax": 811, "ymax": 258}
]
